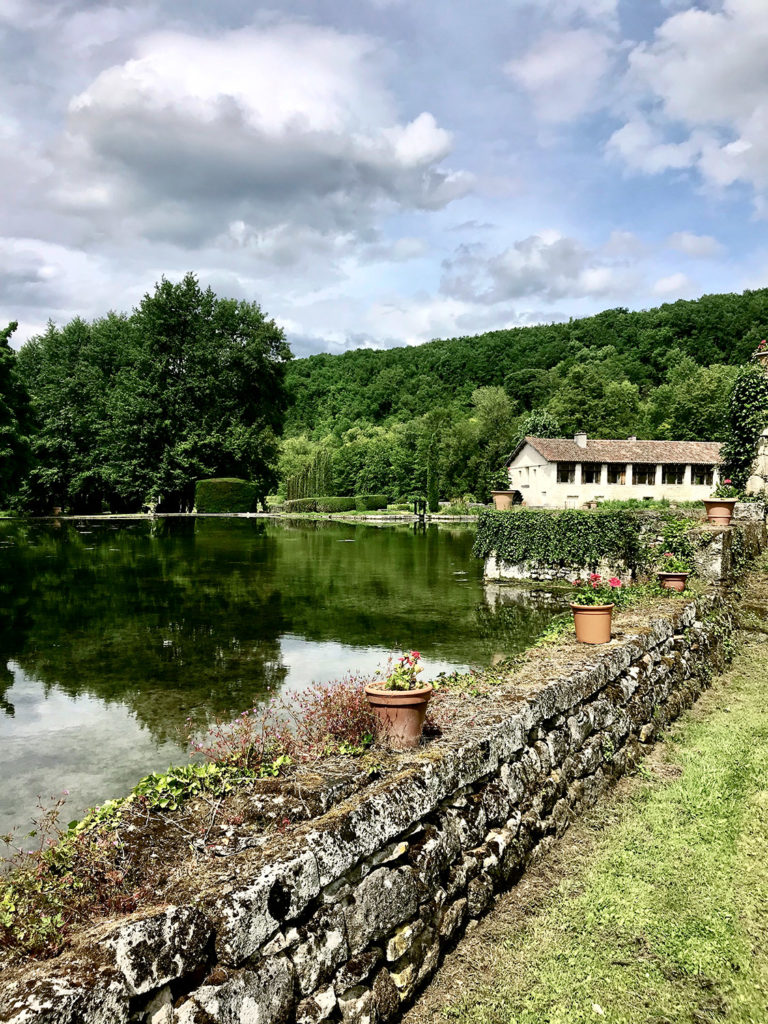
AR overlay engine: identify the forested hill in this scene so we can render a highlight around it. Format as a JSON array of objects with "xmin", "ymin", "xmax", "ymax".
[{"xmin": 285, "ymin": 289, "xmax": 768, "ymax": 435}]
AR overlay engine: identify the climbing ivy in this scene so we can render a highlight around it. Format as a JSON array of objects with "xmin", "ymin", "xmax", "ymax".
[
  {"xmin": 473, "ymin": 509, "xmax": 644, "ymax": 570},
  {"xmin": 720, "ymin": 361, "xmax": 768, "ymax": 490}
]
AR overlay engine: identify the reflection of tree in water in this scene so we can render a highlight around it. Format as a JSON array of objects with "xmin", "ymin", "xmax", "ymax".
[
  {"xmin": 0, "ymin": 519, "xmax": 288, "ymax": 741},
  {"xmin": 0, "ymin": 518, "xmax": 560, "ymax": 743}
]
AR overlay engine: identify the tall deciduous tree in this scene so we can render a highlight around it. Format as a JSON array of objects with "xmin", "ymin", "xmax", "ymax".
[
  {"xmin": 17, "ymin": 275, "xmax": 291, "ymax": 511},
  {"xmin": 0, "ymin": 322, "xmax": 33, "ymax": 507}
]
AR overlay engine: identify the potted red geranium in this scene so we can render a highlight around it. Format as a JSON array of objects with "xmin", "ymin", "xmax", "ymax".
[
  {"xmin": 364, "ymin": 651, "xmax": 433, "ymax": 750},
  {"xmin": 704, "ymin": 479, "xmax": 739, "ymax": 526},
  {"xmin": 570, "ymin": 573, "xmax": 622, "ymax": 644}
]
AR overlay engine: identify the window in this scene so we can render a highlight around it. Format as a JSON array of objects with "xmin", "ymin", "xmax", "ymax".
[
  {"xmin": 692, "ymin": 465, "xmax": 715, "ymax": 486},
  {"xmin": 633, "ymin": 463, "xmax": 656, "ymax": 486},
  {"xmin": 662, "ymin": 464, "xmax": 685, "ymax": 485},
  {"xmin": 607, "ymin": 463, "xmax": 626, "ymax": 484},
  {"xmin": 557, "ymin": 461, "xmax": 576, "ymax": 484},
  {"xmin": 581, "ymin": 463, "xmax": 601, "ymax": 484}
]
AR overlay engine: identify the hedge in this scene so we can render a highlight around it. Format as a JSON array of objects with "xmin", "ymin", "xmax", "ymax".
[
  {"xmin": 284, "ymin": 498, "xmax": 318, "ymax": 513},
  {"xmin": 355, "ymin": 494, "xmax": 389, "ymax": 511},
  {"xmin": 316, "ymin": 496, "xmax": 357, "ymax": 513},
  {"xmin": 472, "ymin": 508, "xmax": 644, "ymax": 569},
  {"xmin": 195, "ymin": 478, "xmax": 258, "ymax": 514}
]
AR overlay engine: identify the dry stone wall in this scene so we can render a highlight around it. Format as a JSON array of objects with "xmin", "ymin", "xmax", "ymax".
[{"xmin": 0, "ymin": 595, "xmax": 735, "ymax": 1024}]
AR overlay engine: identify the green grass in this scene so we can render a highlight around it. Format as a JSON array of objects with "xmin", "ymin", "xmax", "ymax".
[{"xmin": 443, "ymin": 634, "xmax": 768, "ymax": 1024}]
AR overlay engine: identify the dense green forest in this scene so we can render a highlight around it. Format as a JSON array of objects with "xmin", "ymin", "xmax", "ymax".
[
  {"xmin": 280, "ymin": 289, "xmax": 768, "ymax": 501},
  {"xmin": 1, "ymin": 284, "xmax": 766, "ymax": 511}
]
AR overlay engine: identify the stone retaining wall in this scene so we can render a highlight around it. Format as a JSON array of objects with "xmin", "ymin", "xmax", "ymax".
[{"xmin": 0, "ymin": 595, "xmax": 736, "ymax": 1024}]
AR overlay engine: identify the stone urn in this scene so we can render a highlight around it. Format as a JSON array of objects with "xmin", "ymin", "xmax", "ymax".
[
  {"xmin": 570, "ymin": 603, "xmax": 614, "ymax": 644},
  {"xmin": 703, "ymin": 498, "xmax": 737, "ymax": 526},
  {"xmin": 364, "ymin": 683, "xmax": 433, "ymax": 749},
  {"xmin": 657, "ymin": 571, "xmax": 689, "ymax": 593},
  {"xmin": 491, "ymin": 490, "xmax": 517, "ymax": 511}
]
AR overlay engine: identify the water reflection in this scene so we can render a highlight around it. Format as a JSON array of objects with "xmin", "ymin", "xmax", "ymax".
[{"xmin": 0, "ymin": 518, "xmax": 564, "ymax": 832}]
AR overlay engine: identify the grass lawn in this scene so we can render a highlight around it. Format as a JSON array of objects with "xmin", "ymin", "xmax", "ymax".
[{"xmin": 414, "ymin": 591, "xmax": 768, "ymax": 1023}]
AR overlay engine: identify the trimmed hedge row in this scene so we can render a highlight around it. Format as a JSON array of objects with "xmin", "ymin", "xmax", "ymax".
[
  {"xmin": 317, "ymin": 497, "xmax": 357, "ymax": 513},
  {"xmin": 284, "ymin": 498, "xmax": 318, "ymax": 513},
  {"xmin": 283, "ymin": 496, "xmax": 361, "ymax": 514},
  {"xmin": 355, "ymin": 494, "xmax": 388, "ymax": 511},
  {"xmin": 195, "ymin": 478, "xmax": 258, "ymax": 513},
  {"xmin": 473, "ymin": 508, "xmax": 644, "ymax": 569}
]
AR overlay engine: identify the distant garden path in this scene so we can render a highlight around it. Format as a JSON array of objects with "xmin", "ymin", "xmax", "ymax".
[{"xmin": 402, "ymin": 562, "xmax": 768, "ymax": 1024}]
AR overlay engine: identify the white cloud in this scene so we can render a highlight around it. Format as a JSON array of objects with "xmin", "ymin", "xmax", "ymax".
[
  {"xmin": 653, "ymin": 271, "xmax": 697, "ymax": 296},
  {"xmin": 440, "ymin": 231, "xmax": 642, "ymax": 304},
  {"xmin": 53, "ymin": 23, "xmax": 472, "ymax": 247},
  {"xmin": 667, "ymin": 231, "xmax": 724, "ymax": 258},
  {"xmin": 505, "ymin": 29, "xmax": 615, "ymax": 122},
  {"xmin": 610, "ymin": 0, "xmax": 768, "ymax": 202}
]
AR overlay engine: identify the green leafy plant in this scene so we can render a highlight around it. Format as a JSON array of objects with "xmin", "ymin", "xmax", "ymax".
[
  {"xmin": 194, "ymin": 478, "xmax": 259, "ymax": 513},
  {"xmin": 720, "ymin": 361, "xmax": 768, "ymax": 489},
  {"xmin": 355, "ymin": 493, "xmax": 389, "ymax": 511},
  {"xmin": 474, "ymin": 509, "xmax": 643, "ymax": 570},
  {"xmin": 712, "ymin": 478, "xmax": 740, "ymax": 499},
  {"xmin": 657, "ymin": 551, "xmax": 691, "ymax": 573},
  {"xmin": 375, "ymin": 650, "xmax": 425, "ymax": 690}
]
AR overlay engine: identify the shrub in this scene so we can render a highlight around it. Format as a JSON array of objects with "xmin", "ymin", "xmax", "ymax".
[
  {"xmin": 284, "ymin": 497, "xmax": 318, "ymax": 513},
  {"xmin": 195, "ymin": 478, "xmax": 258, "ymax": 513},
  {"xmin": 355, "ymin": 493, "xmax": 388, "ymax": 511},
  {"xmin": 316, "ymin": 496, "xmax": 357, "ymax": 513}
]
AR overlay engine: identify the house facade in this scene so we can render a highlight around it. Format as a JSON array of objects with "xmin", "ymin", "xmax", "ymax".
[{"xmin": 506, "ymin": 433, "xmax": 722, "ymax": 508}]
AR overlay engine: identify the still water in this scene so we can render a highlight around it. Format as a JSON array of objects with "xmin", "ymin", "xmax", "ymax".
[{"xmin": 0, "ymin": 518, "xmax": 560, "ymax": 834}]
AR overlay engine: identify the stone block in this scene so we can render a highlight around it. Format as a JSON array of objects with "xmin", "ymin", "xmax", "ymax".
[
  {"xmin": 296, "ymin": 985, "xmax": 337, "ymax": 1023},
  {"xmin": 344, "ymin": 867, "xmax": 419, "ymax": 955},
  {"xmin": 175, "ymin": 957, "xmax": 294, "ymax": 1024},
  {"xmin": 211, "ymin": 849, "xmax": 320, "ymax": 965},
  {"xmin": 337, "ymin": 986, "xmax": 373, "ymax": 1024},
  {"xmin": 291, "ymin": 905, "xmax": 349, "ymax": 996},
  {"xmin": 334, "ymin": 949, "xmax": 383, "ymax": 993},
  {"xmin": 371, "ymin": 969, "xmax": 401, "ymax": 1022},
  {"xmin": 385, "ymin": 918, "xmax": 425, "ymax": 962},
  {"xmin": 104, "ymin": 906, "xmax": 212, "ymax": 997},
  {"xmin": 466, "ymin": 874, "xmax": 494, "ymax": 917},
  {"xmin": 0, "ymin": 967, "xmax": 129, "ymax": 1024}
]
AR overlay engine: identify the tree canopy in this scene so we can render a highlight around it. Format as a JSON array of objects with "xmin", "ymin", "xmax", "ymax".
[{"xmin": 16, "ymin": 275, "xmax": 290, "ymax": 512}]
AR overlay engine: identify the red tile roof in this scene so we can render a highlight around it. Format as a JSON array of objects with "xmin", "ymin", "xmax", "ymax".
[{"xmin": 516, "ymin": 436, "xmax": 722, "ymax": 466}]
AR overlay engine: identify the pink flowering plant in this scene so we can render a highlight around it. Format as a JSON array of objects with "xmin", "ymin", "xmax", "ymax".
[
  {"xmin": 658, "ymin": 550, "xmax": 690, "ymax": 574},
  {"xmin": 571, "ymin": 572, "xmax": 623, "ymax": 606},
  {"xmin": 712, "ymin": 477, "xmax": 740, "ymax": 499},
  {"xmin": 375, "ymin": 650, "xmax": 426, "ymax": 691}
]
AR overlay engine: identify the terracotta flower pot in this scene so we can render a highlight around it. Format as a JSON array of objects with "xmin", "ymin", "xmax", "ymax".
[
  {"xmin": 491, "ymin": 490, "xmax": 516, "ymax": 510},
  {"xmin": 657, "ymin": 571, "xmax": 689, "ymax": 593},
  {"xmin": 364, "ymin": 683, "xmax": 433, "ymax": 750},
  {"xmin": 570, "ymin": 603, "xmax": 614, "ymax": 644},
  {"xmin": 703, "ymin": 498, "xmax": 737, "ymax": 526}
]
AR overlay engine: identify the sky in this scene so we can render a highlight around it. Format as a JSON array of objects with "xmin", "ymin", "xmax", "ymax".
[{"xmin": 2, "ymin": 0, "xmax": 768, "ymax": 356}]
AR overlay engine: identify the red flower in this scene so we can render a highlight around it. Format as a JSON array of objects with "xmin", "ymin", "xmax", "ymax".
[
  {"xmin": 724, "ymin": 478, "xmax": 732, "ymax": 484},
  {"xmin": 573, "ymin": 579, "xmax": 582, "ymax": 586},
  {"xmin": 664, "ymin": 551, "xmax": 674, "ymax": 558},
  {"xmin": 608, "ymin": 577, "xmax": 622, "ymax": 587},
  {"xmin": 589, "ymin": 573, "xmax": 601, "ymax": 582}
]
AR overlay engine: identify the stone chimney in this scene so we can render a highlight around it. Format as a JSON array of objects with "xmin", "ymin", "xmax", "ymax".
[{"xmin": 574, "ymin": 432, "xmax": 587, "ymax": 448}]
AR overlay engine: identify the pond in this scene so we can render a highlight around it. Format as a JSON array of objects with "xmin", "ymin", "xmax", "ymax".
[{"xmin": 0, "ymin": 517, "xmax": 564, "ymax": 835}]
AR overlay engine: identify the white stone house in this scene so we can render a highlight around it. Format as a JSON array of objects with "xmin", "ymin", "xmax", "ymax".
[{"xmin": 506, "ymin": 433, "xmax": 722, "ymax": 508}]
